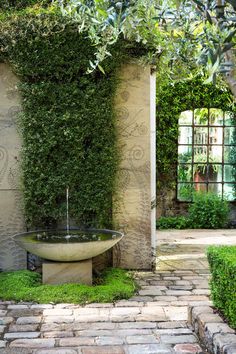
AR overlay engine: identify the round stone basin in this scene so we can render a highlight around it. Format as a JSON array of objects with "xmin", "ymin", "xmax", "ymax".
[{"xmin": 12, "ymin": 229, "xmax": 124, "ymax": 262}]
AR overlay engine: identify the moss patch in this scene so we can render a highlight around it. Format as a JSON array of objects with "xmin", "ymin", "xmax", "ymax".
[{"xmin": 0, "ymin": 268, "xmax": 137, "ymax": 304}]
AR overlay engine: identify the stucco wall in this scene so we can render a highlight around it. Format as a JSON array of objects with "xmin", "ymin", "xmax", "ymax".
[
  {"xmin": 113, "ymin": 64, "xmax": 156, "ymax": 270},
  {"xmin": 0, "ymin": 63, "xmax": 26, "ymax": 270}
]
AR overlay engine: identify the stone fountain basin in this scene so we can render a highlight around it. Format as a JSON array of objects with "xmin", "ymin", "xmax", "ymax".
[{"xmin": 12, "ymin": 229, "xmax": 124, "ymax": 262}]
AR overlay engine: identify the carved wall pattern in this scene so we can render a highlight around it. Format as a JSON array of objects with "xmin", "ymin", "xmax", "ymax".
[
  {"xmin": 0, "ymin": 64, "xmax": 26, "ymax": 271},
  {"xmin": 113, "ymin": 64, "xmax": 153, "ymax": 269}
]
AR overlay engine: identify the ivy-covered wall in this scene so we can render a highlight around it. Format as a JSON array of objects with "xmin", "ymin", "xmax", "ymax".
[
  {"xmin": 156, "ymin": 77, "xmax": 235, "ymax": 217},
  {"xmin": 0, "ymin": 5, "xmax": 130, "ymax": 228}
]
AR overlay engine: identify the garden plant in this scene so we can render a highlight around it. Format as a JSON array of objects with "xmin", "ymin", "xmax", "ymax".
[
  {"xmin": 207, "ymin": 246, "xmax": 236, "ymax": 329},
  {"xmin": 157, "ymin": 191, "xmax": 230, "ymax": 229}
]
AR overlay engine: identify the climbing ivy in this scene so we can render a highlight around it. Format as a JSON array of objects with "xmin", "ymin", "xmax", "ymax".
[
  {"xmin": 156, "ymin": 77, "xmax": 234, "ymax": 192},
  {"xmin": 0, "ymin": 5, "xmax": 133, "ymax": 228}
]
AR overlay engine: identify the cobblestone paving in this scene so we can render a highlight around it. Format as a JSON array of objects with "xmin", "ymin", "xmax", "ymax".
[{"xmin": 1, "ymin": 230, "xmax": 230, "ymax": 354}]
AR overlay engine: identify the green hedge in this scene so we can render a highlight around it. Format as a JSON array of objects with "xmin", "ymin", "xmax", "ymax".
[{"xmin": 207, "ymin": 246, "xmax": 236, "ymax": 329}]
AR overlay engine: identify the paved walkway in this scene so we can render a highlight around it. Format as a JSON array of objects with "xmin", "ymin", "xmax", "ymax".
[{"xmin": 0, "ymin": 230, "xmax": 236, "ymax": 353}]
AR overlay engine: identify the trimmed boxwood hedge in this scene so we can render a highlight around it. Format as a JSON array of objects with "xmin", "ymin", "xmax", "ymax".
[{"xmin": 207, "ymin": 246, "xmax": 236, "ymax": 329}]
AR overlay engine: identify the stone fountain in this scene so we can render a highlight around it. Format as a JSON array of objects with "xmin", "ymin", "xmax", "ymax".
[
  {"xmin": 13, "ymin": 229, "xmax": 123, "ymax": 285},
  {"xmin": 12, "ymin": 188, "xmax": 123, "ymax": 285}
]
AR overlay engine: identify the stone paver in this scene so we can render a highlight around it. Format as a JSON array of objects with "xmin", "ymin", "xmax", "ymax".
[
  {"xmin": 16, "ymin": 317, "xmax": 42, "ymax": 324},
  {"xmin": 125, "ymin": 344, "xmax": 173, "ymax": 354},
  {"xmin": 81, "ymin": 347, "xmax": 125, "ymax": 354},
  {"xmin": 1, "ymin": 230, "xmax": 236, "ymax": 353},
  {"xmin": 161, "ymin": 334, "xmax": 198, "ymax": 345},
  {"xmin": 34, "ymin": 350, "xmax": 78, "ymax": 354},
  {"xmin": 4, "ymin": 332, "xmax": 40, "ymax": 340},
  {"xmin": 174, "ymin": 343, "xmax": 202, "ymax": 353},
  {"xmin": 9, "ymin": 338, "xmax": 56, "ymax": 348},
  {"xmin": 9, "ymin": 324, "xmax": 39, "ymax": 332}
]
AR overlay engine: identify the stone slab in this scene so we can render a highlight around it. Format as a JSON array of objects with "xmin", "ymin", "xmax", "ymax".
[
  {"xmin": 42, "ymin": 259, "xmax": 92, "ymax": 285},
  {"xmin": 113, "ymin": 63, "xmax": 156, "ymax": 270},
  {"xmin": 125, "ymin": 344, "xmax": 173, "ymax": 354},
  {"xmin": 0, "ymin": 63, "xmax": 26, "ymax": 271}
]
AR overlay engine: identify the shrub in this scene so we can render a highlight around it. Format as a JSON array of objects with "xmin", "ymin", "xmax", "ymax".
[
  {"xmin": 188, "ymin": 192, "xmax": 229, "ymax": 229},
  {"xmin": 156, "ymin": 192, "xmax": 230, "ymax": 230},
  {"xmin": 156, "ymin": 215, "xmax": 190, "ymax": 229},
  {"xmin": 207, "ymin": 246, "xmax": 236, "ymax": 329}
]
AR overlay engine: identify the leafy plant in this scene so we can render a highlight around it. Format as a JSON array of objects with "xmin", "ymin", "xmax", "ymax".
[
  {"xmin": 207, "ymin": 246, "xmax": 236, "ymax": 329},
  {"xmin": 157, "ymin": 191, "xmax": 230, "ymax": 229},
  {"xmin": 178, "ymin": 184, "xmax": 194, "ymax": 202},
  {"xmin": 188, "ymin": 192, "xmax": 229, "ymax": 229},
  {"xmin": 156, "ymin": 215, "xmax": 190, "ymax": 230},
  {"xmin": 56, "ymin": 0, "xmax": 236, "ymax": 86},
  {"xmin": 0, "ymin": 268, "xmax": 137, "ymax": 304}
]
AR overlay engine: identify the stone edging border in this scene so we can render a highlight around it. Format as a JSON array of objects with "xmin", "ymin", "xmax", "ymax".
[{"xmin": 189, "ymin": 306, "xmax": 236, "ymax": 354}]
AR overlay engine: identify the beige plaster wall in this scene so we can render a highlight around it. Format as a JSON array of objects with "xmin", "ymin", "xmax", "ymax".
[
  {"xmin": 0, "ymin": 63, "xmax": 26, "ymax": 270},
  {"xmin": 113, "ymin": 64, "xmax": 156, "ymax": 270}
]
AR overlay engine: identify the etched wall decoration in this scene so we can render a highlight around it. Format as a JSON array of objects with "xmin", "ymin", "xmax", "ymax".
[
  {"xmin": 0, "ymin": 63, "xmax": 26, "ymax": 271},
  {"xmin": 113, "ymin": 64, "xmax": 156, "ymax": 270}
]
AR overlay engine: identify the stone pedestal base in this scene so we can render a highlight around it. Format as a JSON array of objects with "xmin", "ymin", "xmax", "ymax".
[{"xmin": 42, "ymin": 259, "xmax": 92, "ymax": 285}]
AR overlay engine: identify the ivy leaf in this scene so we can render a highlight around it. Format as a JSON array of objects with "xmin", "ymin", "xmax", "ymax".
[
  {"xmin": 97, "ymin": 8, "xmax": 107, "ymax": 17},
  {"xmin": 205, "ymin": 10, "xmax": 213, "ymax": 24},
  {"xmin": 192, "ymin": 0, "xmax": 205, "ymax": 12},
  {"xmin": 98, "ymin": 64, "xmax": 105, "ymax": 74}
]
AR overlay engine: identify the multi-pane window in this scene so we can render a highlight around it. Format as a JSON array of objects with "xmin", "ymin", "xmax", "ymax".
[{"xmin": 177, "ymin": 108, "xmax": 236, "ymax": 201}]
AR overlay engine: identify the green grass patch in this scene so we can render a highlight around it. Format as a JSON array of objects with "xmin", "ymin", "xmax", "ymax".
[
  {"xmin": 0, "ymin": 268, "xmax": 137, "ymax": 304},
  {"xmin": 207, "ymin": 246, "xmax": 236, "ymax": 329}
]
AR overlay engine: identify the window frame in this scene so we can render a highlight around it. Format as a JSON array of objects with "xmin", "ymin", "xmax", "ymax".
[{"xmin": 177, "ymin": 108, "xmax": 236, "ymax": 202}]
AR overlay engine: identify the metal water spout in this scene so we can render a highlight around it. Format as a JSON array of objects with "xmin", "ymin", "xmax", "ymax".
[{"xmin": 66, "ymin": 187, "xmax": 70, "ymax": 236}]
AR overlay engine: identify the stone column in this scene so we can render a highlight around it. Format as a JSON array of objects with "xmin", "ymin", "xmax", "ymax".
[
  {"xmin": 0, "ymin": 64, "xmax": 26, "ymax": 271},
  {"xmin": 113, "ymin": 64, "xmax": 156, "ymax": 270}
]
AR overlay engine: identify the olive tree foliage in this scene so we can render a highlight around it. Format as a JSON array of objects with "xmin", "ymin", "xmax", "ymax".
[{"xmin": 55, "ymin": 0, "xmax": 236, "ymax": 90}]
